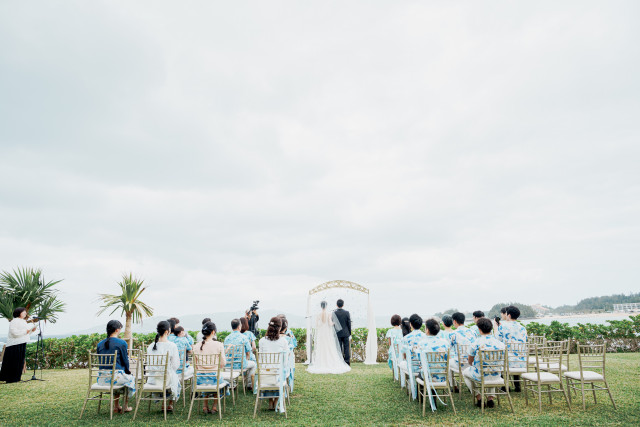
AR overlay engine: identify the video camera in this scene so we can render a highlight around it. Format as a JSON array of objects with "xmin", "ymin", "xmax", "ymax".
[{"xmin": 249, "ymin": 300, "xmax": 260, "ymax": 312}]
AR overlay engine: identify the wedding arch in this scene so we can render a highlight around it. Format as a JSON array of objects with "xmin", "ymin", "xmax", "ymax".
[{"xmin": 305, "ymin": 280, "xmax": 378, "ymax": 365}]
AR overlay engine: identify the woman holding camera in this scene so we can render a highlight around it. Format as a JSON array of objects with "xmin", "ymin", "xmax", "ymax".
[{"xmin": 0, "ymin": 307, "xmax": 36, "ymax": 383}]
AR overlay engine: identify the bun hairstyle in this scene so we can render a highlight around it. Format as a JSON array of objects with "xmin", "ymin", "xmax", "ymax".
[
  {"xmin": 320, "ymin": 301, "xmax": 327, "ymax": 309},
  {"xmin": 200, "ymin": 321, "xmax": 217, "ymax": 350},
  {"xmin": 266, "ymin": 317, "xmax": 282, "ymax": 341},
  {"xmin": 105, "ymin": 320, "xmax": 123, "ymax": 350},
  {"xmin": 154, "ymin": 320, "xmax": 171, "ymax": 351}
]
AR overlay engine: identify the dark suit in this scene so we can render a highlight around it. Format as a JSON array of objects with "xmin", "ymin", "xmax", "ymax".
[{"xmin": 334, "ymin": 308, "xmax": 352, "ymax": 365}]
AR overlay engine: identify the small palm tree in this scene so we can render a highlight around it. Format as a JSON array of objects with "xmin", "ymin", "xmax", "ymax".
[
  {"xmin": 97, "ymin": 273, "xmax": 154, "ymax": 347},
  {"xmin": 0, "ymin": 267, "xmax": 65, "ymax": 323}
]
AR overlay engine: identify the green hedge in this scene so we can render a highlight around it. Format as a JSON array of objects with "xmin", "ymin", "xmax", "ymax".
[{"xmin": 23, "ymin": 316, "xmax": 640, "ymax": 369}]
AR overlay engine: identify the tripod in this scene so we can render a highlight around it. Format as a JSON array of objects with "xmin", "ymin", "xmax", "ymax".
[{"xmin": 25, "ymin": 318, "xmax": 45, "ymax": 382}]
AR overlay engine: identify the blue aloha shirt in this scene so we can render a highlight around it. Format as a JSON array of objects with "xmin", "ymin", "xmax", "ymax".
[
  {"xmin": 418, "ymin": 335, "xmax": 450, "ymax": 383},
  {"xmin": 243, "ymin": 331, "xmax": 257, "ymax": 361},
  {"xmin": 169, "ymin": 333, "xmax": 194, "ymax": 346},
  {"xmin": 171, "ymin": 336, "xmax": 192, "ymax": 373},
  {"xmin": 224, "ymin": 331, "xmax": 251, "ymax": 369},
  {"xmin": 386, "ymin": 328, "xmax": 404, "ymax": 369},
  {"xmin": 402, "ymin": 330, "xmax": 426, "ymax": 364},
  {"xmin": 437, "ymin": 329, "xmax": 454, "ymax": 343},
  {"xmin": 470, "ymin": 324, "xmax": 480, "ymax": 339},
  {"xmin": 498, "ymin": 321, "xmax": 528, "ymax": 368},
  {"xmin": 450, "ymin": 325, "xmax": 475, "ymax": 366},
  {"xmin": 467, "ymin": 335, "xmax": 506, "ymax": 381}
]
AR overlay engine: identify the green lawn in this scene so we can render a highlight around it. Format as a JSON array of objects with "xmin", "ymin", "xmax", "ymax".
[{"xmin": 1, "ymin": 354, "xmax": 639, "ymax": 426}]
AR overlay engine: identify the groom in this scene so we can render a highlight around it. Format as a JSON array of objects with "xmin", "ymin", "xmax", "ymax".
[{"xmin": 334, "ymin": 299, "xmax": 352, "ymax": 365}]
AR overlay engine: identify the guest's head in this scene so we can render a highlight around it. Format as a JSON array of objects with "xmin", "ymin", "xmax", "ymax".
[
  {"xmin": 409, "ymin": 314, "xmax": 423, "ymax": 331},
  {"xmin": 13, "ymin": 307, "xmax": 27, "ymax": 319},
  {"xmin": 167, "ymin": 318, "xmax": 178, "ymax": 334},
  {"xmin": 337, "ymin": 299, "xmax": 344, "ymax": 308},
  {"xmin": 200, "ymin": 321, "xmax": 217, "ymax": 349},
  {"xmin": 425, "ymin": 319, "xmax": 440, "ymax": 336},
  {"xmin": 472, "ymin": 311, "xmax": 484, "ymax": 323},
  {"xmin": 240, "ymin": 317, "xmax": 250, "ymax": 333},
  {"xmin": 202, "ymin": 317, "xmax": 211, "ymax": 325},
  {"xmin": 442, "ymin": 315, "xmax": 453, "ymax": 328},
  {"xmin": 390, "ymin": 314, "xmax": 402, "ymax": 327},
  {"xmin": 231, "ymin": 318, "xmax": 241, "ymax": 331},
  {"xmin": 321, "ymin": 301, "xmax": 328, "ymax": 310},
  {"xmin": 500, "ymin": 307, "xmax": 508, "ymax": 320},
  {"xmin": 506, "ymin": 305, "xmax": 521, "ymax": 321},
  {"xmin": 173, "ymin": 325, "xmax": 184, "ymax": 337},
  {"xmin": 494, "ymin": 316, "xmax": 501, "ymax": 326},
  {"xmin": 104, "ymin": 320, "xmax": 123, "ymax": 349},
  {"xmin": 451, "ymin": 312, "xmax": 465, "ymax": 327},
  {"xmin": 154, "ymin": 320, "xmax": 171, "ymax": 350},
  {"xmin": 280, "ymin": 318, "xmax": 288, "ymax": 334},
  {"xmin": 477, "ymin": 317, "xmax": 493, "ymax": 335},
  {"xmin": 401, "ymin": 317, "xmax": 411, "ymax": 336},
  {"xmin": 265, "ymin": 317, "xmax": 282, "ymax": 341}
]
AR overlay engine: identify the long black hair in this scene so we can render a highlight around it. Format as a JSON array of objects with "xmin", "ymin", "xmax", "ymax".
[
  {"xmin": 105, "ymin": 320, "xmax": 123, "ymax": 350},
  {"xmin": 154, "ymin": 320, "xmax": 171, "ymax": 351},
  {"xmin": 200, "ymin": 321, "xmax": 217, "ymax": 351},
  {"xmin": 401, "ymin": 317, "xmax": 411, "ymax": 336}
]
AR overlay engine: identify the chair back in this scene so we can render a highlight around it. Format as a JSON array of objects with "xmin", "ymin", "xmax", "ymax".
[
  {"xmin": 421, "ymin": 348, "xmax": 450, "ymax": 383},
  {"xmin": 142, "ymin": 353, "xmax": 169, "ymax": 388},
  {"xmin": 505, "ymin": 341, "xmax": 528, "ymax": 369},
  {"xmin": 192, "ymin": 352, "xmax": 223, "ymax": 383},
  {"xmin": 225, "ymin": 344, "xmax": 244, "ymax": 371},
  {"xmin": 577, "ymin": 343, "xmax": 606, "ymax": 375},
  {"xmin": 88, "ymin": 351, "xmax": 118, "ymax": 389},
  {"xmin": 455, "ymin": 343, "xmax": 472, "ymax": 367},
  {"xmin": 545, "ymin": 343, "xmax": 566, "ymax": 370},
  {"xmin": 528, "ymin": 335, "xmax": 546, "ymax": 347},
  {"xmin": 127, "ymin": 348, "xmax": 142, "ymax": 383},
  {"xmin": 256, "ymin": 352, "xmax": 285, "ymax": 388},
  {"xmin": 178, "ymin": 349, "xmax": 190, "ymax": 375},
  {"xmin": 478, "ymin": 348, "xmax": 508, "ymax": 380}
]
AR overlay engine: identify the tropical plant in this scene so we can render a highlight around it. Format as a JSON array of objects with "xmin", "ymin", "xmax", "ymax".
[
  {"xmin": 0, "ymin": 267, "xmax": 65, "ymax": 323},
  {"xmin": 96, "ymin": 273, "xmax": 154, "ymax": 347}
]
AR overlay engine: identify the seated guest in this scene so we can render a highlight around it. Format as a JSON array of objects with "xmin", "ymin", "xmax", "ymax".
[
  {"xmin": 463, "ymin": 318, "xmax": 506, "ymax": 408},
  {"xmin": 192, "ymin": 321, "xmax": 226, "ymax": 414},
  {"xmin": 470, "ymin": 311, "xmax": 485, "ymax": 338},
  {"xmin": 96, "ymin": 320, "xmax": 136, "ymax": 413},
  {"xmin": 402, "ymin": 314, "xmax": 426, "ymax": 366},
  {"xmin": 278, "ymin": 314, "xmax": 298, "ymax": 348},
  {"xmin": 386, "ymin": 315, "xmax": 404, "ymax": 370},
  {"xmin": 450, "ymin": 312, "xmax": 476, "ymax": 371},
  {"xmin": 278, "ymin": 316, "xmax": 296, "ymax": 387},
  {"xmin": 0, "ymin": 307, "xmax": 36, "ymax": 383},
  {"xmin": 401, "ymin": 317, "xmax": 412, "ymax": 337},
  {"xmin": 258, "ymin": 317, "xmax": 289, "ymax": 411},
  {"xmin": 418, "ymin": 319, "xmax": 451, "ymax": 384},
  {"xmin": 240, "ymin": 317, "xmax": 257, "ymax": 362},
  {"xmin": 196, "ymin": 318, "xmax": 211, "ymax": 342},
  {"xmin": 146, "ymin": 321, "xmax": 181, "ymax": 412},
  {"xmin": 497, "ymin": 305, "xmax": 528, "ymax": 391},
  {"xmin": 438, "ymin": 315, "xmax": 455, "ymax": 342},
  {"xmin": 224, "ymin": 319, "xmax": 257, "ymax": 389},
  {"xmin": 172, "ymin": 326, "xmax": 194, "ymax": 378},
  {"xmin": 168, "ymin": 317, "xmax": 194, "ymax": 345}
]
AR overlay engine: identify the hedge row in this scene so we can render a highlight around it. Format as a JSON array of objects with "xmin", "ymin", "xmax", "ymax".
[{"xmin": 24, "ymin": 315, "xmax": 640, "ymax": 369}]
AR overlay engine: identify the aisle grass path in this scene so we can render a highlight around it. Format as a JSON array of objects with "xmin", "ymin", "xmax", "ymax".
[{"xmin": 1, "ymin": 354, "xmax": 639, "ymax": 426}]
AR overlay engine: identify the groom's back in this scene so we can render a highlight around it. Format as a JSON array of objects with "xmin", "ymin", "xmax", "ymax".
[{"xmin": 334, "ymin": 308, "xmax": 351, "ymax": 337}]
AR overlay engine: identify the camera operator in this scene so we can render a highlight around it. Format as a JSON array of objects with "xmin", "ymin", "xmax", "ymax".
[{"xmin": 246, "ymin": 301, "xmax": 260, "ymax": 338}]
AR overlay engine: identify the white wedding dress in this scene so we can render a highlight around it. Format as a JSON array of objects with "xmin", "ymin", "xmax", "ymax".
[{"xmin": 307, "ymin": 309, "xmax": 351, "ymax": 374}]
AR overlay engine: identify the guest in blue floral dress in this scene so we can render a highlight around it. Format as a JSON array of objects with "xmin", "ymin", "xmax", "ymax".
[
  {"xmin": 96, "ymin": 320, "xmax": 136, "ymax": 414},
  {"xmin": 240, "ymin": 317, "xmax": 257, "ymax": 362},
  {"xmin": 463, "ymin": 318, "xmax": 506, "ymax": 408},
  {"xmin": 386, "ymin": 315, "xmax": 404, "ymax": 370}
]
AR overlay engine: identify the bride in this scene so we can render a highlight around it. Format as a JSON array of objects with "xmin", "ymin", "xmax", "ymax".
[{"xmin": 307, "ymin": 301, "xmax": 351, "ymax": 374}]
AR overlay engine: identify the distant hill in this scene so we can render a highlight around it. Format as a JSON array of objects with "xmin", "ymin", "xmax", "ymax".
[{"xmin": 551, "ymin": 292, "xmax": 640, "ymax": 314}]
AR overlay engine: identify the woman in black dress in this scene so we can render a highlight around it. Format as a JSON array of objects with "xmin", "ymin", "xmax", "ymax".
[{"xmin": 0, "ymin": 307, "xmax": 36, "ymax": 383}]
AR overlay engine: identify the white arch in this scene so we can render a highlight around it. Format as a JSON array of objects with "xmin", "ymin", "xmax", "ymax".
[{"xmin": 305, "ymin": 280, "xmax": 378, "ymax": 365}]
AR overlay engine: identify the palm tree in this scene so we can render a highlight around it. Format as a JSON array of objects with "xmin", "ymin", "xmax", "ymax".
[
  {"xmin": 97, "ymin": 273, "xmax": 154, "ymax": 346},
  {"xmin": 0, "ymin": 267, "xmax": 65, "ymax": 323}
]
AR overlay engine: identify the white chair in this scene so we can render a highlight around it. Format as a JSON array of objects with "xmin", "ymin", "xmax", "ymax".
[
  {"xmin": 80, "ymin": 351, "xmax": 126, "ymax": 420},
  {"xmin": 188, "ymin": 353, "xmax": 229, "ymax": 420},
  {"xmin": 416, "ymin": 348, "xmax": 456, "ymax": 416},
  {"xmin": 133, "ymin": 353, "xmax": 170, "ymax": 421},
  {"xmin": 563, "ymin": 343, "xmax": 616, "ymax": 410},
  {"xmin": 449, "ymin": 342, "xmax": 471, "ymax": 400},
  {"xmin": 468, "ymin": 348, "xmax": 514, "ymax": 414},
  {"xmin": 221, "ymin": 345, "xmax": 242, "ymax": 405},
  {"xmin": 254, "ymin": 352, "xmax": 287, "ymax": 418},
  {"xmin": 505, "ymin": 341, "xmax": 529, "ymax": 390},
  {"xmin": 178, "ymin": 349, "xmax": 194, "ymax": 407},
  {"xmin": 522, "ymin": 344, "xmax": 571, "ymax": 412}
]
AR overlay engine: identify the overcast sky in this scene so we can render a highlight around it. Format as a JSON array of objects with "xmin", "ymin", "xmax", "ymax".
[{"xmin": 1, "ymin": 1, "xmax": 639, "ymax": 335}]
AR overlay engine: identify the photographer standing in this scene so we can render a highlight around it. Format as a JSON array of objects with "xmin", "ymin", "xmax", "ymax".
[
  {"xmin": 246, "ymin": 301, "xmax": 260, "ymax": 338},
  {"xmin": 0, "ymin": 308, "xmax": 36, "ymax": 383}
]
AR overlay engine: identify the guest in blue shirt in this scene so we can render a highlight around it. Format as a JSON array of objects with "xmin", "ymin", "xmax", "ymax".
[
  {"xmin": 224, "ymin": 319, "xmax": 257, "ymax": 388},
  {"xmin": 418, "ymin": 319, "xmax": 451, "ymax": 383},
  {"xmin": 168, "ymin": 317, "xmax": 194, "ymax": 346},
  {"xmin": 470, "ymin": 310, "xmax": 484, "ymax": 338},
  {"xmin": 96, "ymin": 320, "xmax": 136, "ymax": 413}
]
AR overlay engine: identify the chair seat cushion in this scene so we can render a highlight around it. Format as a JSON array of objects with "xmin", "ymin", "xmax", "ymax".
[
  {"xmin": 221, "ymin": 371, "xmax": 240, "ymax": 380},
  {"xmin": 183, "ymin": 372, "xmax": 194, "ymax": 380},
  {"xmin": 521, "ymin": 372, "xmax": 560, "ymax": 383},
  {"xmin": 563, "ymin": 371, "xmax": 604, "ymax": 381},
  {"xmin": 509, "ymin": 367, "xmax": 528, "ymax": 374},
  {"xmin": 91, "ymin": 384, "xmax": 125, "ymax": 391},
  {"xmin": 416, "ymin": 378, "xmax": 447, "ymax": 388},
  {"xmin": 539, "ymin": 363, "xmax": 567, "ymax": 372},
  {"xmin": 142, "ymin": 383, "xmax": 165, "ymax": 392},
  {"xmin": 479, "ymin": 376, "xmax": 507, "ymax": 386},
  {"xmin": 194, "ymin": 380, "xmax": 229, "ymax": 391}
]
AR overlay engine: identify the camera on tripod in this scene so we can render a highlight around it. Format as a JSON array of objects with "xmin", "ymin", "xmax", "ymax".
[{"xmin": 249, "ymin": 300, "xmax": 260, "ymax": 313}]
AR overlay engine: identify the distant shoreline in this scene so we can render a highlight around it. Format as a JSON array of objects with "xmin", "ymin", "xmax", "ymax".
[{"xmin": 532, "ymin": 312, "xmax": 634, "ymax": 320}]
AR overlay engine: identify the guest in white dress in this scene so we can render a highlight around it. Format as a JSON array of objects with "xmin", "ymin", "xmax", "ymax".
[
  {"xmin": 0, "ymin": 308, "xmax": 36, "ymax": 383},
  {"xmin": 146, "ymin": 321, "xmax": 181, "ymax": 411},
  {"xmin": 258, "ymin": 317, "xmax": 289, "ymax": 411},
  {"xmin": 385, "ymin": 315, "xmax": 403, "ymax": 370}
]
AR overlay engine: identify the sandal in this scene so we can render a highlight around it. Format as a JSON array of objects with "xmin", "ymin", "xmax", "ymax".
[{"xmin": 203, "ymin": 408, "xmax": 211, "ymax": 414}]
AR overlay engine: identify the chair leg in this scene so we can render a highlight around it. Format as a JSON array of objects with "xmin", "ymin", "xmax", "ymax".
[
  {"xmin": 603, "ymin": 380, "xmax": 617, "ymax": 410},
  {"xmin": 110, "ymin": 391, "xmax": 114, "ymax": 420},
  {"xmin": 97, "ymin": 393, "xmax": 102, "ymax": 413},
  {"xmin": 80, "ymin": 389, "xmax": 90, "ymax": 419},
  {"xmin": 561, "ymin": 382, "xmax": 571, "ymax": 411},
  {"xmin": 187, "ymin": 390, "xmax": 195, "ymax": 421},
  {"xmin": 592, "ymin": 382, "xmax": 597, "ymax": 404},
  {"xmin": 218, "ymin": 393, "xmax": 222, "ymax": 420},
  {"xmin": 133, "ymin": 391, "xmax": 142, "ymax": 420},
  {"xmin": 537, "ymin": 384, "xmax": 542, "ymax": 412},
  {"xmin": 253, "ymin": 390, "xmax": 260, "ymax": 418},
  {"xmin": 581, "ymin": 380, "xmax": 586, "ymax": 410},
  {"xmin": 163, "ymin": 390, "xmax": 167, "ymax": 421},
  {"xmin": 548, "ymin": 384, "xmax": 553, "ymax": 405},
  {"xmin": 524, "ymin": 379, "xmax": 529, "ymax": 406},
  {"xmin": 449, "ymin": 387, "xmax": 457, "ymax": 415},
  {"xmin": 566, "ymin": 378, "xmax": 572, "ymax": 405}
]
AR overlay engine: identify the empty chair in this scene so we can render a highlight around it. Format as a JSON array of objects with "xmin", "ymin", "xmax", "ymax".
[
  {"xmin": 522, "ymin": 344, "xmax": 571, "ymax": 412},
  {"xmin": 563, "ymin": 343, "xmax": 616, "ymax": 410}
]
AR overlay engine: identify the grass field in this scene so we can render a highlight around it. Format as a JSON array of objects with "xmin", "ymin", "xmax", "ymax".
[{"xmin": 1, "ymin": 353, "xmax": 639, "ymax": 426}]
